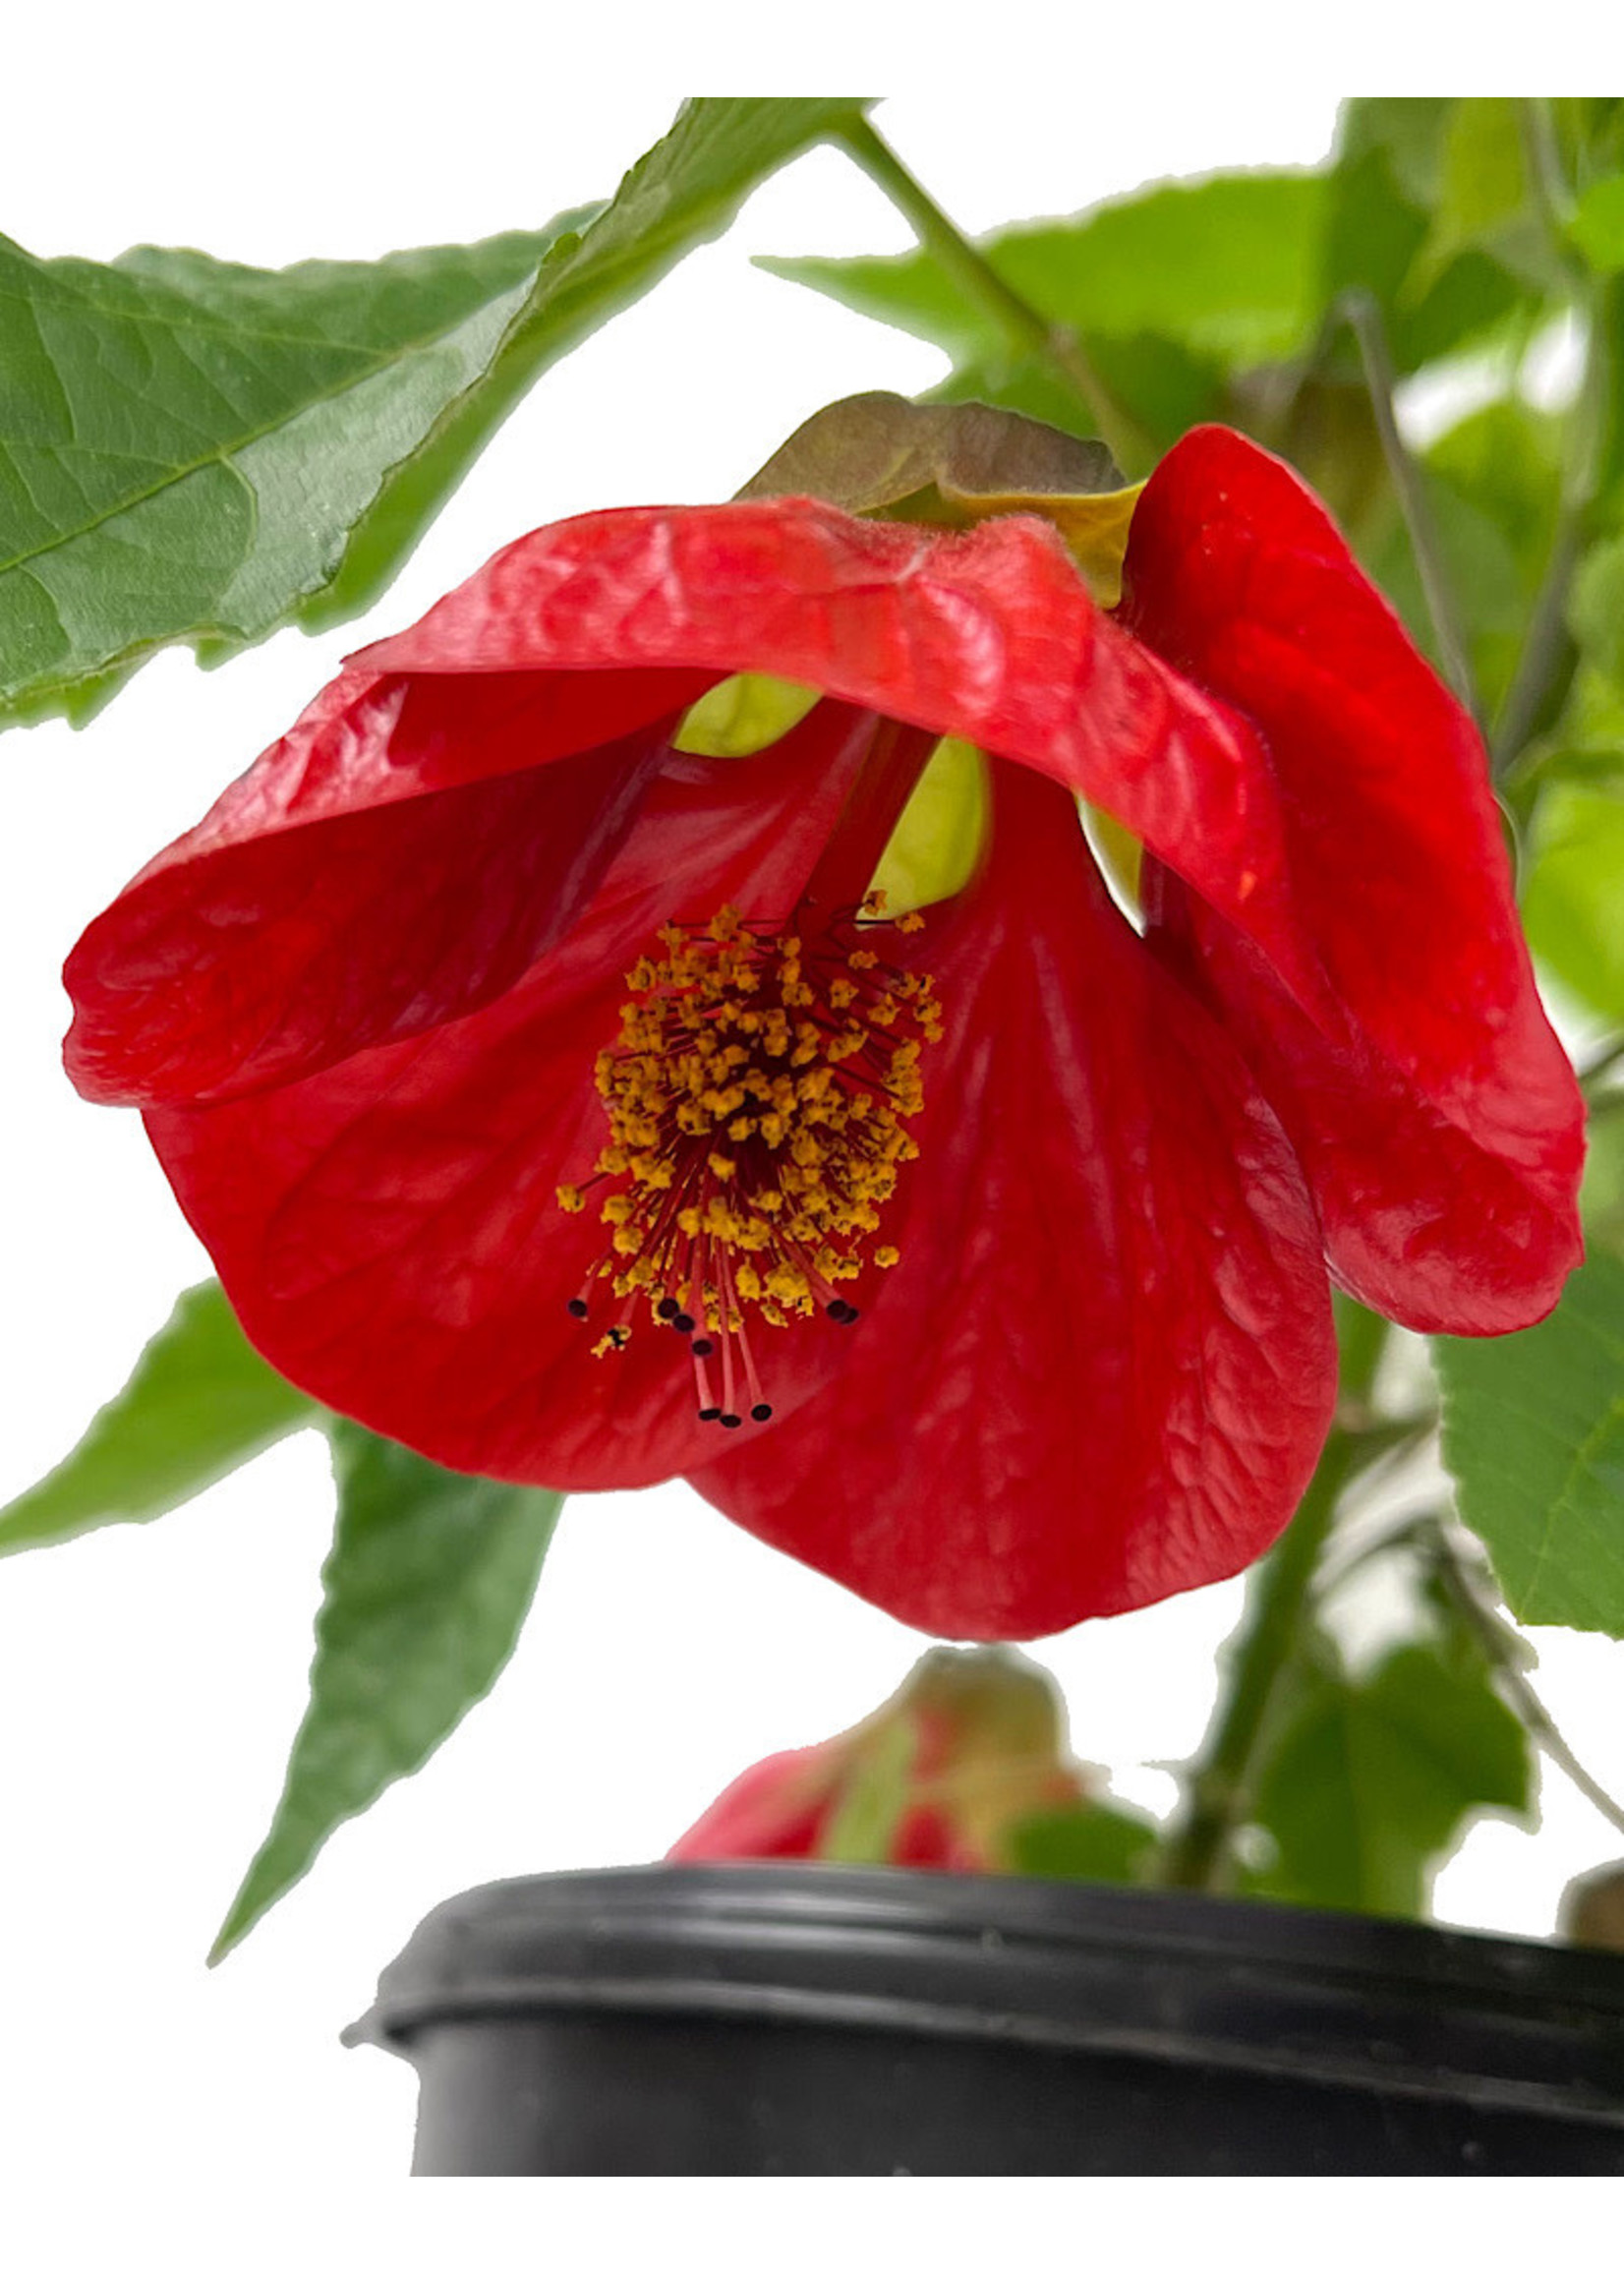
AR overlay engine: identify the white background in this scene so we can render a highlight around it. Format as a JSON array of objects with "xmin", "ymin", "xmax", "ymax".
[{"xmin": 2, "ymin": 5, "xmax": 1622, "ymax": 2241}]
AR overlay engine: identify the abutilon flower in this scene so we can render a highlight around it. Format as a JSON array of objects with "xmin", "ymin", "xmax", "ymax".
[
  {"xmin": 63, "ymin": 398, "xmax": 1584, "ymax": 1640},
  {"xmin": 667, "ymin": 1647, "xmax": 1091, "ymax": 1871}
]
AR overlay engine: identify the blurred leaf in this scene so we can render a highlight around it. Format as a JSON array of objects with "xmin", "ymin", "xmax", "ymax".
[
  {"xmin": 1569, "ymin": 534, "xmax": 1624, "ymax": 688},
  {"xmin": 1523, "ymin": 782, "xmax": 1624, "ymax": 1020},
  {"xmin": 1435, "ymin": 1254, "xmax": 1624, "ymax": 1632},
  {"xmin": 210, "ymin": 1423, "xmax": 563, "ymax": 1959},
  {"xmin": 1335, "ymin": 98, "xmax": 1456, "ymax": 207},
  {"xmin": 762, "ymin": 169, "xmax": 1330, "ymax": 462},
  {"xmin": 1571, "ymin": 172, "xmax": 1624, "ymax": 273},
  {"xmin": 1006, "ymin": 1798, "xmax": 1161, "ymax": 1884},
  {"xmin": 0, "ymin": 1280, "xmax": 315, "ymax": 1558},
  {"xmin": 1580, "ymin": 1096, "xmax": 1624, "ymax": 1258},
  {"xmin": 1323, "ymin": 100, "xmax": 1540, "ymax": 373},
  {"xmin": 924, "ymin": 352, "xmax": 1100, "ymax": 441},
  {"xmin": 1244, "ymin": 1643, "xmax": 1533, "ymax": 1916},
  {"xmin": 0, "ymin": 96, "xmax": 867, "ymax": 731},
  {"xmin": 1509, "ymin": 668, "xmax": 1624, "ymax": 828},
  {"xmin": 986, "ymin": 173, "xmax": 1330, "ymax": 369},
  {"xmin": 1363, "ymin": 396, "xmax": 1561, "ymax": 715},
  {"xmin": 1418, "ymin": 100, "xmax": 1550, "ymax": 293},
  {"xmin": 1322, "ymin": 134, "xmax": 1432, "ymax": 330}
]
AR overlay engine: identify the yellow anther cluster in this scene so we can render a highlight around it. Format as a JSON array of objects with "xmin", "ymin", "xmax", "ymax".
[{"xmin": 565, "ymin": 903, "xmax": 944, "ymax": 1346}]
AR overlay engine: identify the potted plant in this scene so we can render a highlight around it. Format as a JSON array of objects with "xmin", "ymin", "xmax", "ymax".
[{"xmin": 6, "ymin": 93, "xmax": 1624, "ymax": 2180}]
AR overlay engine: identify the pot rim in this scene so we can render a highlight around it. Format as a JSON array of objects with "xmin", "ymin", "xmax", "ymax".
[{"xmin": 346, "ymin": 1866, "xmax": 1624, "ymax": 2128}]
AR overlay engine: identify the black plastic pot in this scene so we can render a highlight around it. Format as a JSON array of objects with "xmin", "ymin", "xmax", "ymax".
[{"xmin": 346, "ymin": 1865, "xmax": 1624, "ymax": 2175}]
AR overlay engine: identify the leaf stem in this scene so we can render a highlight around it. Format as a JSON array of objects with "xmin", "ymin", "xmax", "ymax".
[
  {"xmin": 832, "ymin": 117, "xmax": 1151, "ymax": 473},
  {"xmin": 1339, "ymin": 289, "xmax": 1485, "ymax": 732},
  {"xmin": 1424, "ymin": 1522, "xmax": 1624, "ymax": 1840}
]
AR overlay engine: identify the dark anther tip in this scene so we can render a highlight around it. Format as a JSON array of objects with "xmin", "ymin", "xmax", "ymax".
[
  {"xmin": 750, "ymin": 1402, "xmax": 774, "ymax": 1424},
  {"xmin": 672, "ymin": 1312, "xmax": 696, "ymax": 1334},
  {"xmin": 656, "ymin": 1297, "xmax": 680, "ymax": 1320},
  {"xmin": 566, "ymin": 1298, "xmax": 590, "ymax": 1318},
  {"xmin": 698, "ymin": 1406, "xmax": 722, "ymax": 1423},
  {"xmin": 691, "ymin": 1337, "xmax": 716, "ymax": 1359},
  {"xmin": 720, "ymin": 1412, "xmax": 743, "ymax": 1429}
]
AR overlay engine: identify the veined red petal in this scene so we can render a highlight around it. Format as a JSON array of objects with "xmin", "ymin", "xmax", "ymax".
[
  {"xmin": 139, "ymin": 706, "xmax": 886, "ymax": 1487},
  {"xmin": 346, "ymin": 496, "xmax": 1352, "ymax": 1018},
  {"xmin": 1125, "ymin": 427, "xmax": 1584, "ymax": 1331},
  {"xmin": 689, "ymin": 765, "xmax": 1337, "ymax": 1642},
  {"xmin": 62, "ymin": 668, "xmax": 719, "ymax": 1107},
  {"xmin": 1146, "ymin": 861, "xmax": 1582, "ymax": 1330}
]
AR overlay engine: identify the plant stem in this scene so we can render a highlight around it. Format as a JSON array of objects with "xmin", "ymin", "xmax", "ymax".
[
  {"xmin": 1158, "ymin": 1428, "xmax": 1361, "ymax": 1892},
  {"xmin": 1339, "ymin": 290, "xmax": 1484, "ymax": 731},
  {"xmin": 833, "ymin": 116, "xmax": 1150, "ymax": 473},
  {"xmin": 1159, "ymin": 1306, "xmax": 1393, "ymax": 1894}
]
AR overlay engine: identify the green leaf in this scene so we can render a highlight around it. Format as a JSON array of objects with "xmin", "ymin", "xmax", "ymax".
[
  {"xmin": 1005, "ymin": 1798, "xmax": 1161, "ymax": 1885},
  {"xmin": 0, "ymin": 97, "xmax": 867, "ymax": 731},
  {"xmin": 1334, "ymin": 98, "xmax": 1456, "ymax": 208},
  {"xmin": 1322, "ymin": 100, "xmax": 1539, "ymax": 374},
  {"xmin": 1417, "ymin": 100, "xmax": 1549, "ymax": 293},
  {"xmin": 1580, "ymin": 1095, "xmax": 1624, "ymax": 1259},
  {"xmin": 939, "ymin": 335, "xmax": 1227, "ymax": 460},
  {"xmin": 1523, "ymin": 781, "xmax": 1624, "ymax": 1020},
  {"xmin": 1568, "ymin": 534, "xmax": 1624, "ymax": 690},
  {"xmin": 1360, "ymin": 396, "xmax": 1560, "ymax": 716},
  {"xmin": 0, "ymin": 1281, "xmax": 315, "ymax": 1558},
  {"xmin": 1435, "ymin": 1254, "xmax": 1624, "ymax": 1632},
  {"xmin": 1244, "ymin": 1644, "xmax": 1533, "ymax": 1917},
  {"xmin": 761, "ymin": 169, "xmax": 1330, "ymax": 437},
  {"xmin": 210, "ymin": 1423, "xmax": 563, "ymax": 1959},
  {"xmin": 1571, "ymin": 171, "xmax": 1624, "ymax": 273}
]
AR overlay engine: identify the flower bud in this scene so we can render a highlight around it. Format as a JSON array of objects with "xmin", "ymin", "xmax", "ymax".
[{"xmin": 668, "ymin": 1646, "xmax": 1092, "ymax": 1872}]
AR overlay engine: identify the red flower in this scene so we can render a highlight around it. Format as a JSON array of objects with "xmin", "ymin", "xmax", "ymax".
[
  {"xmin": 63, "ymin": 425, "xmax": 1583, "ymax": 1640},
  {"xmin": 667, "ymin": 1648, "xmax": 1091, "ymax": 1871}
]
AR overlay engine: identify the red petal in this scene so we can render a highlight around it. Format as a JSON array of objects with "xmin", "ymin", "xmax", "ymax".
[
  {"xmin": 667, "ymin": 1749, "xmax": 833, "ymax": 1860},
  {"xmin": 689, "ymin": 764, "xmax": 1337, "ymax": 1642},
  {"xmin": 1146, "ymin": 861, "xmax": 1582, "ymax": 1330},
  {"xmin": 139, "ymin": 706, "xmax": 885, "ymax": 1487},
  {"xmin": 1124, "ymin": 427, "xmax": 1584, "ymax": 1330},
  {"xmin": 347, "ymin": 497, "xmax": 1364, "ymax": 1017},
  {"xmin": 64, "ymin": 670, "xmax": 710, "ymax": 1106}
]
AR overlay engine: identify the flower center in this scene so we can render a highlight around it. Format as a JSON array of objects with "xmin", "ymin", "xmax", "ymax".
[{"xmin": 557, "ymin": 898, "xmax": 943, "ymax": 1429}]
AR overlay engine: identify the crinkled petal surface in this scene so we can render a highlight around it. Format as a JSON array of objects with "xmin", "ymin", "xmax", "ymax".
[
  {"xmin": 65, "ymin": 668, "xmax": 712, "ymax": 1106},
  {"xmin": 141, "ymin": 705, "xmax": 883, "ymax": 1488},
  {"xmin": 691, "ymin": 766, "xmax": 1337, "ymax": 1640},
  {"xmin": 1122, "ymin": 427, "xmax": 1584, "ymax": 1331},
  {"xmin": 75, "ymin": 475, "xmax": 1521, "ymax": 1129},
  {"xmin": 346, "ymin": 492, "xmax": 1393, "ymax": 1020}
]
